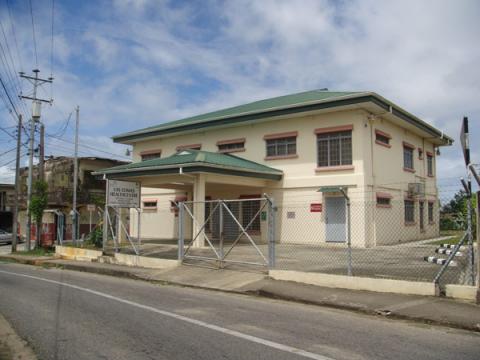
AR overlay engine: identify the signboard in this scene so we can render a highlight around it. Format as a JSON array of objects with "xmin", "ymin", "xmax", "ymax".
[
  {"xmin": 107, "ymin": 180, "xmax": 140, "ymax": 208},
  {"xmin": 310, "ymin": 203, "xmax": 322, "ymax": 212},
  {"xmin": 87, "ymin": 204, "xmax": 96, "ymax": 212},
  {"xmin": 460, "ymin": 116, "xmax": 470, "ymax": 166}
]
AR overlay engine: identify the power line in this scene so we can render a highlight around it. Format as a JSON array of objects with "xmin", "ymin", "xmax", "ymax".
[
  {"xmin": 44, "ymin": 132, "xmax": 131, "ymax": 160},
  {"xmin": 47, "ymin": 110, "xmax": 72, "ymax": 138},
  {"xmin": 50, "ymin": 0, "xmax": 55, "ymax": 78},
  {"xmin": 28, "ymin": 0, "xmax": 38, "ymax": 67},
  {"xmin": 5, "ymin": 0, "xmax": 24, "ymax": 72},
  {"xmin": 0, "ymin": 151, "xmax": 25, "ymax": 168},
  {"xmin": 0, "ymin": 17, "xmax": 29, "ymax": 118},
  {"xmin": 0, "ymin": 145, "xmax": 17, "ymax": 157},
  {"xmin": 0, "ymin": 74, "xmax": 19, "ymax": 117}
]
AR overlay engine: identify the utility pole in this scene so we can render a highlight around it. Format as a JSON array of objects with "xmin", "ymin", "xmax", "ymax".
[
  {"xmin": 25, "ymin": 118, "xmax": 35, "ymax": 251},
  {"xmin": 20, "ymin": 69, "xmax": 53, "ymax": 251},
  {"xmin": 39, "ymin": 123, "xmax": 45, "ymax": 181},
  {"xmin": 71, "ymin": 105, "xmax": 79, "ymax": 244},
  {"xmin": 11, "ymin": 115, "xmax": 22, "ymax": 253}
]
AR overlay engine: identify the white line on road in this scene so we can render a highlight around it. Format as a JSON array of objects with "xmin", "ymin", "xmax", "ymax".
[{"xmin": 0, "ymin": 269, "xmax": 334, "ymax": 360}]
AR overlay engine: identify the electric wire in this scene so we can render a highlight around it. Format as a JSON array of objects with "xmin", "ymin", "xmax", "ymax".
[{"xmin": 28, "ymin": 0, "xmax": 38, "ymax": 67}]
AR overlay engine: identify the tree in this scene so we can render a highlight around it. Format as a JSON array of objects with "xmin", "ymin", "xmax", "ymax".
[
  {"xmin": 29, "ymin": 180, "xmax": 48, "ymax": 249},
  {"xmin": 440, "ymin": 190, "xmax": 477, "ymax": 236}
]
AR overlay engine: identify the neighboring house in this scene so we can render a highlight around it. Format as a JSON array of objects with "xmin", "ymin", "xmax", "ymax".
[
  {"xmin": 0, "ymin": 183, "xmax": 15, "ymax": 231},
  {"xmin": 95, "ymin": 90, "xmax": 452, "ymax": 247},
  {"xmin": 18, "ymin": 156, "xmax": 128, "ymax": 246}
]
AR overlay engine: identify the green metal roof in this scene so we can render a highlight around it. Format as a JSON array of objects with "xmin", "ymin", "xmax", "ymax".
[
  {"xmin": 93, "ymin": 149, "xmax": 283, "ymax": 180},
  {"xmin": 112, "ymin": 89, "xmax": 453, "ymax": 145},
  {"xmin": 113, "ymin": 90, "xmax": 359, "ymax": 142}
]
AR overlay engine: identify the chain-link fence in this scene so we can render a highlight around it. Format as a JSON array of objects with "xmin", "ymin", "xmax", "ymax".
[
  {"xmin": 61, "ymin": 181, "xmax": 477, "ymax": 289},
  {"xmin": 273, "ymin": 188, "xmax": 476, "ymax": 287}
]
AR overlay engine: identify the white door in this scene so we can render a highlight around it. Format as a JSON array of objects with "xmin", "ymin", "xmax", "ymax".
[{"xmin": 325, "ymin": 197, "xmax": 346, "ymax": 243}]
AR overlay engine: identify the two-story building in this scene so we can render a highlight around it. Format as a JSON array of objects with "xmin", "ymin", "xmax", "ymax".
[{"xmin": 95, "ymin": 90, "xmax": 452, "ymax": 248}]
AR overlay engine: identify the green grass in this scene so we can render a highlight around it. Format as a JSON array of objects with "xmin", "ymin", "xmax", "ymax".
[
  {"xmin": 427, "ymin": 230, "xmax": 468, "ymax": 246},
  {"xmin": 13, "ymin": 248, "xmax": 55, "ymax": 257}
]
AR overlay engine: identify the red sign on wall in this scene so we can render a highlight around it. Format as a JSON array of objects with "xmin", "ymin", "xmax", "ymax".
[{"xmin": 310, "ymin": 203, "xmax": 323, "ymax": 212}]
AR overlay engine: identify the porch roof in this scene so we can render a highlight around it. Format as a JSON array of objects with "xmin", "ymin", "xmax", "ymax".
[{"xmin": 92, "ymin": 150, "xmax": 283, "ymax": 181}]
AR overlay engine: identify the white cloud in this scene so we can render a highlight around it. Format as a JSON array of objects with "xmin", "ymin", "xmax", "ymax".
[{"xmin": 1, "ymin": 0, "xmax": 479, "ymax": 189}]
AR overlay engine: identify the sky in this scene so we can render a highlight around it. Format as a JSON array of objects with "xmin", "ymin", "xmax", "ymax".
[{"xmin": 0, "ymin": 0, "xmax": 479, "ymax": 195}]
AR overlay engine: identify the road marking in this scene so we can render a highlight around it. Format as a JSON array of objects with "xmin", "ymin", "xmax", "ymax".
[{"xmin": 0, "ymin": 269, "xmax": 334, "ymax": 360}]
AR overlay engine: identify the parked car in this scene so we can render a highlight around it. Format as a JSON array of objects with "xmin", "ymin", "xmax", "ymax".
[{"xmin": 0, "ymin": 229, "xmax": 21, "ymax": 245}]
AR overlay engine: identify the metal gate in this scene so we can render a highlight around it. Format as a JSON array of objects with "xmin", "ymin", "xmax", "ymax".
[{"xmin": 177, "ymin": 195, "xmax": 276, "ymax": 269}]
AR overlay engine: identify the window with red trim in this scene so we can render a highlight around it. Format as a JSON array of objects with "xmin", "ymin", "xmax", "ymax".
[
  {"xmin": 143, "ymin": 200, "xmax": 157, "ymax": 209},
  {"xmin": 375, "ymin": 130, "xmax": 391, "ymax": 147},
  {"xmin": 218, "ymin": 141, "xmax": 245, "ymax": 153},
  {"xmin": 403, "ymin": 143, "xmax": 414, "ymax": 171},
  {"xmin": 141, "ymin": 152, "xmax": 161, "ymax": 161},
  {"xmin": 317, "ymin": 130, "xmax": 352, "ymax": 167},
  {"xmin": 428, "ymin": 202, "xmax": 434, "ymax": 223},
  {"xmin": 427, "ymin": 153, "xmax": 434, "ymax": 176}
]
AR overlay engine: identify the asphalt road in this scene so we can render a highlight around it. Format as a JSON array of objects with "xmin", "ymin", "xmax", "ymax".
[{"xmin": 0, "ymin": 262, "xmax": 478, "ymax": 360}]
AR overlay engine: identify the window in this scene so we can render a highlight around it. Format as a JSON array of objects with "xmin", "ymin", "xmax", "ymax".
[
  {"xmin": 141, "ymin": 152, "xmax": 161, "ymax": 161},
  {"xmin": 403, "ymin": 143, "xmax": 414, "ymax": 171},
  {"xmin": 427, "ymin": 153, "xmax": 434, "ymax": 176},
  {"xmin": 317, "ymin": 130, "xmax": 352, "ymax": 167},
  {"xmin": 217, "ymin": 139, "xmax": 245, "ymax": 153},
  {"xmin": 266, "ymin": 137, "xmax": 296, "ymax": 157},
  {"xmin": 418, "ymin": 148, "xmax": 423, "ymax": 160},
  {"xmin": 428, "ymin": 202, "xmax": 434, "ymax": 223},
  {"xmin": 375, "ymin": 130, "xmax": 391, "ymax": 147},
  {"xmin": 377, "ymin": 193, "xmax": 392, "ymax": 208},
  {"xmin": 143, "ymin": 200, "xmax": 157, "ymax": 209},
  {"xmin": 404, "ymin": 199, "xmax": 415, "ymax": 223},
  {"xmin": 177, "ymin": 144, "xmax": 201, "ymax": 151},
  {"xmin": 241, "ymin": 199, "xmax": 260, "ymax": 231}
]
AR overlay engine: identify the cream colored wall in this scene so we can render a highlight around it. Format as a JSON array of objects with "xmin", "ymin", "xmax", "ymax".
[
  {"xmin": 132, "ymin": 109, "xmax": 368, "ymax": 191},
  {"xmin": 129, "ymin": 109, "xmax": 443, "ymax": 247},
  {"xmin": 365, "ymin": 116, "xmax": 440, "ymax": 245},
  {"xmin": 367, "ymin": 116, "xmax": 437, "ymax": 191},
  {"xmin": 130, "ymin": 188, "xmax": 180, "ymax": 241}
]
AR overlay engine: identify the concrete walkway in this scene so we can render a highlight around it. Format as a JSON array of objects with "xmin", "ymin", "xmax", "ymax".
[{"xmin": 1, "ymin": 254, "xmax": 479, "ymax": 333}]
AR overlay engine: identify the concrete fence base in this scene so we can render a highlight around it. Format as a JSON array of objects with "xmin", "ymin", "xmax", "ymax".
[
  {"xmin": 269, "ymin": 270, "xmax": 437, "ymax": 296},
  {"xmin": 445, "ymin": 285, "xmax": 477, "ymax": 302},
  {"xmin": 113, "ymin": 253, "xmax": 178, "ymax": 269},
  {"xmin": 55, "ymin": 245, "xmax": 103, "ymax": 261}
]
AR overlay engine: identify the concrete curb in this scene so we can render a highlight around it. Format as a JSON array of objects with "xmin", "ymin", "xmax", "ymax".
[
  {"xmin": 1, "ymin": 256, "xmax": 479, "ymax": 333},
  {"xmin": 249, "ymin": 286, "xmax": 480, "ymax": 333}
]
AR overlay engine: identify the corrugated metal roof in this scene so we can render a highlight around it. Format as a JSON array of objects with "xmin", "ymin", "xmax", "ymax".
[
  {"xmin": 113, "ymin": 90, "xmax": 359, "ymax": 141},
  {"xmin": 96, "ymin": 149, "xmax": 283, "ymax": 176}
]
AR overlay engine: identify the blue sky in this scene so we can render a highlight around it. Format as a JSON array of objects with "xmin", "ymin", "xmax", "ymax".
[{"xmin": 0, "ymin": 0, "xmax": 479, "ymax": 194}]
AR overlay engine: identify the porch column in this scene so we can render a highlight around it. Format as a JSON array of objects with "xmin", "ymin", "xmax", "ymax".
[{"xmin": 192, "ymin": 173, "xmax": 206, "ymax": 247}]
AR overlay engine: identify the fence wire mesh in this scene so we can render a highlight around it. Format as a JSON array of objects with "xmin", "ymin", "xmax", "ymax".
[
  {"xmin": 66, "ymin": 181, "xmax": 477, "ymax": 288},
  {"xmin": 273, "ymin": 188, "xmax": 476, "ymax": 286}
]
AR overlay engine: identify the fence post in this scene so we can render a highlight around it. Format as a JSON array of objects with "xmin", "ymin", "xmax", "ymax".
[
  {"xmin": 476, "ymin": 191, "xmax": 479, "ymax": 304},
  {"xmin": 219, "ymin": 200, "xmax": 224, "ymax": 268},
  {"xmin": 347, "ymin": 198, "xmax": 352, "ymax": 276},
  {"xmin": 178, "ymin": 202, "xmax": 184, "ymax": 263},
  {"xmin": 467, "ymin": 189, "xmax": 475, "ymax": 285},
  {"xmin": 137, "ymin": 207, "xmax": 141, "ymax": 246},
  {"xmin": 102, "ymin": 205, "xmax": 108, "ymax": 253},
  {"xmin": 268, "ymin": 197, "xmax": 276, "ymax": 268}
]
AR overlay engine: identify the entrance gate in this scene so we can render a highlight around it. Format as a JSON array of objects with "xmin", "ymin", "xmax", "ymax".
[{"xmin": 177, "ymin": 196, "xmax": 276, "ymax": 269}]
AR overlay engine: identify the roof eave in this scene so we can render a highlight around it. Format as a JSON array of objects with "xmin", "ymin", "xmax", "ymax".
[
  {"xmin": 92, "ymin": 162, "xmax": 283, "ymax": 179},
  {"xmin": 112, "ymin": 92, "xmax": 452, "ymax": 146}
]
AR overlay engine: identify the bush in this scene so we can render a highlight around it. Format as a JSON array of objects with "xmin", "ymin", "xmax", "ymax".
[{"xmin": 86, "ymin": 227, "xmax": 103, "ymax": 248}]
